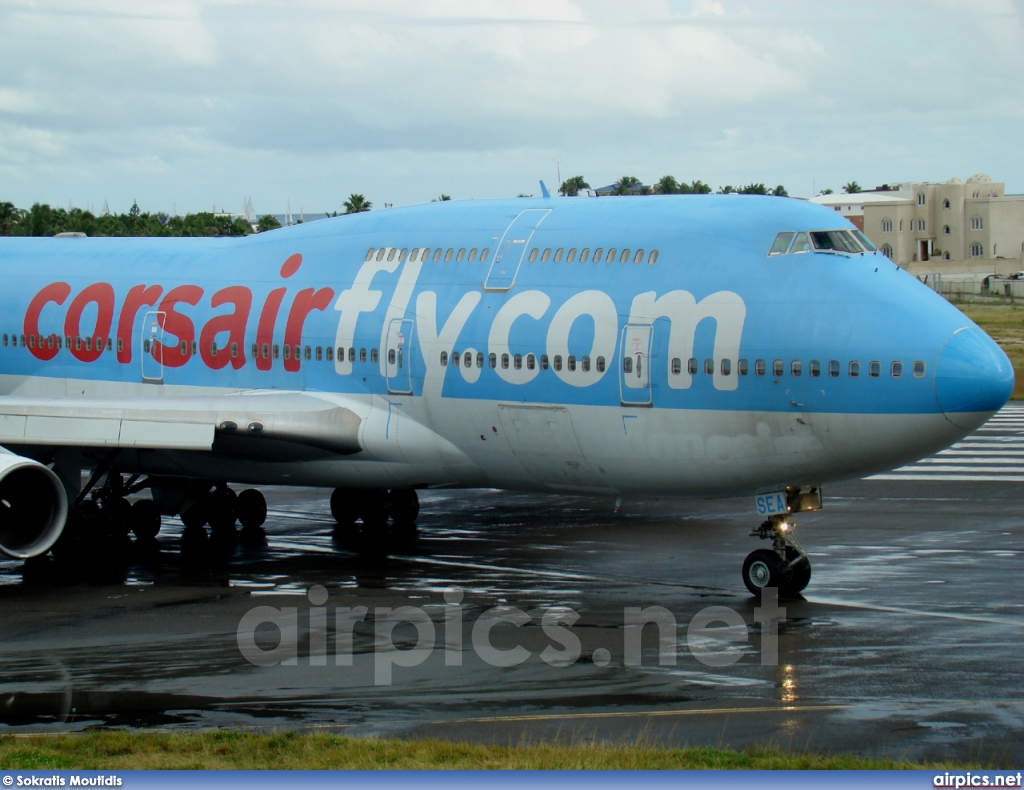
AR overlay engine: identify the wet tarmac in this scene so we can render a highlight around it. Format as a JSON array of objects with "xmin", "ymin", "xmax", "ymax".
[{"xmin": 0, "ymin": 409, "xmax": 1022, "ymax": 764}]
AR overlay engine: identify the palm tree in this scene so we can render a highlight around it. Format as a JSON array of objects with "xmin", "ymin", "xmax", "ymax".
[
  {"xmin": 257, "ymin": 215, "xmax": 282, "ymax": 232},
  {"xmin": 843, "ymin": 181, "xmax": 861, "ymax": 194},
  {"xmin": 343, "ymin": 194, "xmax": 372, "ymax": 214},
  {"xmin": 558, "ymin": 176, "xmax": 590, "ymax": 197},
  {"xmin": 654, "ymin": 175, "xmax": 678, "ymax": 195},
  {"xmin": 614, "ymin": 176, "xmax": 641, "ymax": 196},
  {"xmin": 0, "ymin": 201, "xmax": 18, "ymax": 236}
]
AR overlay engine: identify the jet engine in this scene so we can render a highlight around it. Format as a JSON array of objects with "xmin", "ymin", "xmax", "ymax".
[{"xmin": 0, "ymin": 450, "xmax": 68, "ymax": 559}]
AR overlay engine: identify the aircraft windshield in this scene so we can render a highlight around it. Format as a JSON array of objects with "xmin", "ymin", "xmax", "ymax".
[
  {"xmin": 768, "ymin": 229, "xmax": 875, "ymax": 256},
  {"xmin": 853, "ymin": 229, "xmax": 877, "ymax": 251},
  {"xmin": 810, "ymin": 230, "xmax": 863, "ymax": 253}
]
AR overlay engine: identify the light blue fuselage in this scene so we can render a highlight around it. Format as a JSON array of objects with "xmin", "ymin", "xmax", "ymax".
[{"xmin": 0, "ymin": 196, "xmax": 1013, "ymax": 497}]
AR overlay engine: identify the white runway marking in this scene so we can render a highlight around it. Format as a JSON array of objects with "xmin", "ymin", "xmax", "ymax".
[{"xmin": 870, "ymin": 404, "xmax": 1024, "ymax": 482}]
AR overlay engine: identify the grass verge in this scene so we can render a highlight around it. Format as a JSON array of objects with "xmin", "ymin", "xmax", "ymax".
[
  {"xmin": 0, "ymin": 731, "xmax": 989, "ymax": 770},
  {"xmin": 958, "ymin": 301, "xmax": 1024, "ymax": 399}
]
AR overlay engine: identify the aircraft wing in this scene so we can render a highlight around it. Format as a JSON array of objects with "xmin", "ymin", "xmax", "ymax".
[{"xmin": 0, "ymin": 392, "xmax": 363, "ymax": 458}]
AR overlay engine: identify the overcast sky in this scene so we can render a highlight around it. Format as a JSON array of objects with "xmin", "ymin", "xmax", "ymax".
[{"xmin": 1, "ymin": 0, "xmax": 1021, "ymax": 216}]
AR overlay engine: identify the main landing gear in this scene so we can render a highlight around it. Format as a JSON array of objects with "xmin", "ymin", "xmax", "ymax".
[
  {"xmin": 178, "ymin": 485, "xmax": 269, "ymax": 554},
  {"xmin": 329, "ymin": 487, "xmax": 420, "ymax": 557},
  {"xmin": 742, "ymin": 487, "xmax": 819, "ymax": 598}
]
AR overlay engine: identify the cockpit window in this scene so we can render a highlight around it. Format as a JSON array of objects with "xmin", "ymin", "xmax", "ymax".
[
  {"xmin": 789, "ymin": 232, "xmax": 811, "ymax": 253},
  {"xmin": 769, "ymin": 229, "xmax": 876, "ymax": 256},
  {"xmin": 853, "ymin": 229, "xmax": 877, "ymax": 251},
  {"xmin": 769, "ymin": 232, "xmax": 794, "ymax": 256},
  {"xmin": 810, "ymin": 230, "xmax": 862, "ymax": 253}
]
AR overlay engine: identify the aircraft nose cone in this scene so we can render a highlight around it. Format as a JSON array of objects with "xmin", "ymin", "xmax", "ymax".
[{"xmin": 935, "ymin": 327, "xmax": 1014, "ymax": 429}]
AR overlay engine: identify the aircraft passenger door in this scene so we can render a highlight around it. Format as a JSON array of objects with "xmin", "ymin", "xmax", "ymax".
[
  {"xmin": 141, "ymin": 311, "xmax": 165, "ymax": 384},
  {"xmin": 483, "ymin": 208, "xmax": 551, "ymax": 291},
  {"xmin": 385, "ymin": 318, "xmax": 414, "ymax": 395},
  {"xmin": 619, "ymin": 323, "xmax": 652, "ymax": 406}
]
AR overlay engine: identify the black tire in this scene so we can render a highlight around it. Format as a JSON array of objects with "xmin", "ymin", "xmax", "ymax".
[
  {"xmin": 781, "ymin": 548, "xmax": 811, "ymax": 596},
  {"xmin": 236, "ymin": 489, "xmax": 267, "ymax": 529},
  {"xmin": 389, "ymin": 489, "xmax": 420, "ymax": 526},
  {"xmin": 330, "ymin": 487, "xmax": 358, "ymax": 526},
  {"xmin": 207, "ymin": 488, "xmax": 238, "ymax": 531},
  {"xmin": 360, "ymin": 489, "xmax": 389, "ymax": 529},
  {"xmin": 742, "ymin": 549, "xmax": 785, "ymax": 595},
  {"xmin": 130, "ymin": 499, "xmax": 162, "ymax": 540},
  {"xmin": 180, "ymin": 500, "xmax": 208, "ymax": 529},
  {"xmin": 107, "ymin": 497, "xmax": 133, "ymax": 536}
]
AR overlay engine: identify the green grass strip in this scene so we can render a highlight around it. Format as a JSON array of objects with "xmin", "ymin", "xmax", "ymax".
[{"xmin": 0, "ymin": 732, "xmax": 988, "ymax": 770}]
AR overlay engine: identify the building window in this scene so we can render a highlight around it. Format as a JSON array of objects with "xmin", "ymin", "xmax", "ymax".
[
  {"xmin": 881, "ymin": 218, "xmax": 893, "ymax": 233},
  {"xmin": 970, "ymin": 242, "xmax": 984, "ymax": 257},
  {"xmin": 917, "ymin": 219, "xmax": 926, "ymax": 231},
  {"xmin": 943, "ymin": 199, "xmax": 951, "ymax": 209},
  {"xmin": 899, "ymin": 220, "xmax": 903, "ymax": 232},
  {"xmin": 881, "ymin": 244, "xmax": 893, "ymax": 258},
  {"xmin": 917, "ymin": 193, "xmax": 926, "ymax": 206},
  {"xmin": 971, "ymin": 215, "xmax": 983, "ymax": 230},
  {"xmin": 943, "ymin": 225, "xmax": 950, "ymax": 236}
]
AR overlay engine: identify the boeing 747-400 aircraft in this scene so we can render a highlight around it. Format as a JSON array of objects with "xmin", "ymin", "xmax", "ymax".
[{"xmin": 0, "ymin": 194, "xmax": 1013, "ymax": 594}]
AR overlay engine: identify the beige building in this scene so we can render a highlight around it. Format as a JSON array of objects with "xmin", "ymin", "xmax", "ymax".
[{"xmin": 855, "ymin": 175, "xmax": 1024, "ymax": 274}]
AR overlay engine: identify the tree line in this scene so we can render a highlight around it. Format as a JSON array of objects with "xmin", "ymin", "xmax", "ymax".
[
  {"xmin": 4, "ymin": 178, "xmax": 874, "ymax": 239},
  {"xmin": 558, "ymin": 175, "xmax": 789, "ymax": 197},
  {"xmin": 0, "ymin": 193, "xmax": 376, "ymax": 238}
]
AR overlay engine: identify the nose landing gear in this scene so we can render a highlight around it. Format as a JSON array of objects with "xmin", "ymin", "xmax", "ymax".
[{"xmin": 742, "ymin": 516, "xmax": 811, "ymax": 597}]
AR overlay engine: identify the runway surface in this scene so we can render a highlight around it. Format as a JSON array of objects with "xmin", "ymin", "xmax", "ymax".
[{"xmin": 0, "ymin": 407, "xmax": 1021, "ymax": 764}]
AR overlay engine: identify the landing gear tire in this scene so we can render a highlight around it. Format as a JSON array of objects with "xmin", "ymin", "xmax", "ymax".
[
  {"xmin": 783, "ymin": 548, "xmax": 812, "ymax": 595},
  {"xmin": 389, "ymin": 489, "xmax": 420, "ymax": 527},
  {"xmin": 744, "ymin": 511, "xmax": 814, "ymax": 597},
  {"xmin": 236, "ymin": 489, "xmax": 267, "ymax": 529},
  {"xmin": 180, "ymin": 501, "xmax": 208, "ymax": 529},
  {"xmin": 130, "ymin": 499, "xmax": 162, "ymax": 540},
  {"xmin": 359, "ymin": 490, "xmax": 389, "ymax": 529},
  {"xmin": 743, "ymin": 549, "xmax": 785, "ymax": 595},
  {"xmin": 330, "ymin": 488, "xmax": 359, "ymax": 527},
  {"xmin": 208, "ymin": 488, "xmax": 238, "ymax": 533},
  {"xmin": 330, "ymin": 487, "xmax": 420, "ymax": 557}
]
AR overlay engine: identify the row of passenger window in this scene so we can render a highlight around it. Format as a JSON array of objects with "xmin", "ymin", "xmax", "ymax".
[
  {"xmin": 363, "ymin": 246, "xmax": 662, "ymax": 266},
  {"xmin": 5, "ymin": 333, "xmax": 120, "ymax": 352},
  {"xmin": 365, "ymin": 247, "xmax": 491, "ymax": 264},
  {"xmin": 669, "ymin": 357, "xmax": 925, "ymax": 379},
  {"xmin": 438, "ymin": 349, "xmax": 926, "ymax": 380},
  {"xmin": 440, "ymin": 350, "xmax": 608, "ymax": 373},
  {"xmin": 6, "ymin": 332, "xmax": 927, "ymax": 382},
  {"xmin": 527, "ymin": 247, "xmax": 660, "ymax": 265}
]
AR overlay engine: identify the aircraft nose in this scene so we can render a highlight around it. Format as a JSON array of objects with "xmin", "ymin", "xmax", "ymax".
[{"xmin": 935, "ymin": 327, "xmax": 1015, "ymax": 429}]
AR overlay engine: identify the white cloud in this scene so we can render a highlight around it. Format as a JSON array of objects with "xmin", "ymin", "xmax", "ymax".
[{"xmin": 0, "ymin": 0, "xmax": 1020, "ymax": 211}]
